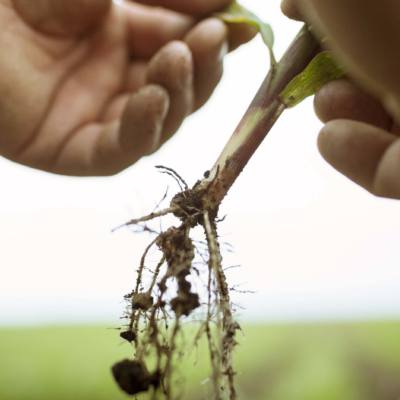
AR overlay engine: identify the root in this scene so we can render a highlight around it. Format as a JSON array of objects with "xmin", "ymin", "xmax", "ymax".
[
  {"xmin": 113, "ymin": 206, "xmax": 177, "ymax": 232},
  {"xmin": 203, "ymin": 211, "xmax": 239, "ymax": 400},
  {"xmin": 205, "ymin": 254, "xmax": 222, "ymax": 400},
  {"xmin": 112, "ymin": 183, "xmax": 239, "ymax": 400},
  {"xmin": 156, "ymin": 166, "xmax": 189, "ymax": 191}
]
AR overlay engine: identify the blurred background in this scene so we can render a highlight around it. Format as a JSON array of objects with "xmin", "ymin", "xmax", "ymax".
[{"xmin": 1, "ymin": 0, "xmax": 400, "ymax": 399}]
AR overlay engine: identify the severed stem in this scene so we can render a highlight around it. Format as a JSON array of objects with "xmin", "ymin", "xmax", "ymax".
[{"xmin": 199, "ymin": 25, "xmax": 320, "ymax": 207}]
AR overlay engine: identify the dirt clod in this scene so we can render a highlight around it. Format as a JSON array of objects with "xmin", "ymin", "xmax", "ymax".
[
  {"xmin": 132, "ymin": 293, "xmax": 153, "ymax": 311},
  {"xmin": 171, "ymin": 291, "xmax": 200, "ymax": 317},
  {"xmin": 120, "ymin": 330, "xmax": 136, "ymax": 343},
  {"xmin": 111, "ymin": 359, "xmax": 152, "ymax": 395}
]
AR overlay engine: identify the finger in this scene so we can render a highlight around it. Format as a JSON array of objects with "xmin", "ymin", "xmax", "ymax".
[
  {"xmin": 314, "ymin": 79, "xmax": 392, "ymax": 130},
  {"xmin": 123, "ymin": 2, "xmax": 254, "ymax": 59},
  {"xmin": 146, "ymin": 41, "xmax": 194, "ymax": 144},
  {"xmin": 12, "ymin": 0, "xmax": 111, "ymax": 36},
  {"xmin": 300, "ymin": 0, "xmax": 400, "ymax": 116},
  {"xmin": 281, "ymin": 0, "xmax": 303, "ymax": 20},
  {"xmin": 126, "ymin": 61, "xmax": 148, "ymax": 93},
  {"xmin": 105, "ymin": 85, "xmax": 169, "ymax": 169},
  {"xmin": 132, "ymin": 0, "xmax": 231, "ymax": 16},
  {"xmin": 102, "ymin": 94, "xmax": 130, "ymax": 123},
  {"xmin": 123, "ymin": 2, "xmax": 194, "ymax": 58},
  {"xmin": 52, "ymin": 85, "xmax": 169, "ymax": 176},
  {"xmin": 102, "ymin": 62, "xmax": 148, "ymax": 122},
  {"xmin": 185, "ymin": 18, "xmax": 227, "ymax": 110},
  {"xmin": 318, "ymin": 119, "xmax": 400, "ymax": 199}
]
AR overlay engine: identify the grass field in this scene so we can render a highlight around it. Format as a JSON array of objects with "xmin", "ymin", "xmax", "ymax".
[{"xmin": 1, "ymin": 322, "xmax": 400, "ymax": 400}]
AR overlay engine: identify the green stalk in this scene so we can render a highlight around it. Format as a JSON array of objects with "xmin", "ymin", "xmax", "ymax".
[{"xmin": 200, "ymin": 25, "xmax": 320, "ymax": 207}]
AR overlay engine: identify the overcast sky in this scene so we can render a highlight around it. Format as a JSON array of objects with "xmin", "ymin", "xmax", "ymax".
[{"xmin": 1, "ymin": 0, "xmax": 400, "ymax": 325}]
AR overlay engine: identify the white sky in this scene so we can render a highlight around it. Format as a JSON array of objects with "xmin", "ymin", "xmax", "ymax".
[{"xmin": 1, "ymin": 0, "xmax": 400, "ymax": 325}]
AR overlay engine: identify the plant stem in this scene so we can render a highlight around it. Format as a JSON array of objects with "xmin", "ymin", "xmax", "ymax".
[{"xmin": 200, "ymin": 25, "xmax": 320, "ymax": 207}]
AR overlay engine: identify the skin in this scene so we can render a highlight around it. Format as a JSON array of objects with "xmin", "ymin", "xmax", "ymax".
[
  {"xmin": 0, "ymin": 0, "xmax": 255, "ymax": 175},
  {"xmin": 281, "ymin": 0, "xmax": 400, "ymax": 199}
]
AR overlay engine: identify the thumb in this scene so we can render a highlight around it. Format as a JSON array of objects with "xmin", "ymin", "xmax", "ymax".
[
  {"xmin": 12, "ymin": 0, "xmax": 111, "ymax": 36},
  {"xmin": 299, "ymin": 0, "xmax": 400, "ymax": 121}
]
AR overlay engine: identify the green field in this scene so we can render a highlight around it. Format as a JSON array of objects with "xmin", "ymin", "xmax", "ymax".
[{"xmin": 1, "ymin": 322, "xmax": 400, "ymax": 400}]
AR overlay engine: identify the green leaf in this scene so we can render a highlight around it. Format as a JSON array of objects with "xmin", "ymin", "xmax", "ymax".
[
  {"xmin": 280, "ymin": 51, "xmax": 345, "ymax": 108},
  {"xmin": 216, "ymin": 1, "xmax": 275, "ymax": 64}
]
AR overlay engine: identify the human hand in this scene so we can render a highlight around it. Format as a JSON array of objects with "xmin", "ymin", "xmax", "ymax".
[
  {"xmin": 281, "ymin": 0, "xmax": 400, "ymax": 199},
  {"xmin": 0, "ymin": 0, "xmax": 254, "ymax": 175}
]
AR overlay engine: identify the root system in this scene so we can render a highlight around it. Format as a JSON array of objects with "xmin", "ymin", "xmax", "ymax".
[{"xmin": 113, "ymin": 170, "xmax": 239, "ymax": 400}]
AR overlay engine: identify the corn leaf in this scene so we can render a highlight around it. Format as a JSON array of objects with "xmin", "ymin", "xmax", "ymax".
[
  {"xmin": 280, "ymin": 51, "xmax": 345, "ymax": 107},
  {"xmin": 216, "ymin": 1, "xmax": 276, "ymax": 65}
]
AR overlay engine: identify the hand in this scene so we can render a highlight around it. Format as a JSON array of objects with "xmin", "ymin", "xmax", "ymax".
[
  {"xmin": 281, "ymin": 0, "xmax": 400, "ymax": 199},
  {"xmin": 0, "ymin": 0, "xmax": 254, "ymax": 176}
]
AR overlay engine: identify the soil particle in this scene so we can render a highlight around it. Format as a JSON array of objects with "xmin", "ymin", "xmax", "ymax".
[
  {"xmin": 112, "ymin": 359, "xmax": 152, "ymax": 395},
  {"xmin": 156, "ymin": 227, "xmax": 194, "ymax": 276},
  {"xmin": 119, "ymin": 330, "xmax": 136, "ymax": 343},
  {"xmin": 132, "ymin": 293, "xmax": 153, "ymax": 311},
  {"xmin": 171, "ymin": 291, "xmax": 200, "ymax": 317}
]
